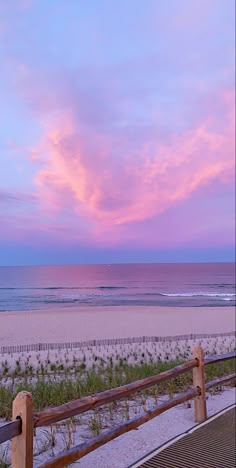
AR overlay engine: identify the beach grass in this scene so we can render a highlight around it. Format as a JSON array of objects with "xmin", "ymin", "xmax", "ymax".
[
  {"xmin": 0, "ymin": 339, "xmax": 235, "ymax": 467},
  {"xmin": 0, "ymin": 358, "xmax": 235, "ymax": 420}
]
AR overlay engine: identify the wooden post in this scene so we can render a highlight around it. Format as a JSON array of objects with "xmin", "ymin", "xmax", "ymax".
[
  {"xmin": 192, "ymin": 346, "xmax": 207, "ymax": 423},
  {"xmin": 12, "ymin": 391, "xmax": 33, "ymax": 468}
]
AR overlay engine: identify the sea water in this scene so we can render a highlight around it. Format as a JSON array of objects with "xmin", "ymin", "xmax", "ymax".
[{"xmin": 0, "ymin": 263, "xmax": 235, "ymax": 311}]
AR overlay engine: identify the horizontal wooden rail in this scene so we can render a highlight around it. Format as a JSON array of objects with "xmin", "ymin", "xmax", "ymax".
[
  {"xmin": 206, "ymin": 373, "xmax": 236, "ymax": 391},
  {"xmin": 33, "ymin": 359, "xmax": 197, "ymax": 427},
  {"xmin": 204, "ymin": 351, "xmax": 236, "ymax": 365},
  {"xmin": 38, "ymin": 387, "xmax": 200, "ymax": 468},
  {"xmin": 2, "ymin": 346, "xmax": 235, "ymax": 467},
  {"xmin": 0, "ymin": 419, "xmax": 22, "ymax": 444}
]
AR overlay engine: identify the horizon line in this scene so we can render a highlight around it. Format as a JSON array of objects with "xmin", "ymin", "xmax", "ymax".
[{"xmin": 0, "ymin": 260, "xmax": 235, "ymax": 268}]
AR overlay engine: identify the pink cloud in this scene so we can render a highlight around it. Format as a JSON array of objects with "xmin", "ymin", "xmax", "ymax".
[
  {"xmin": 5, "ymin": 61, "xmax": 234, "ymax": 248},
  {"xmin": 31, "ymin": 86, "xmax": 234, "ymax": 241}
]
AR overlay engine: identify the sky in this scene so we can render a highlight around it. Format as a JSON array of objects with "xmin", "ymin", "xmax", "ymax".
[{"xmin": 0, "ymin": 0, "xmax": 235, "ymax": 265}]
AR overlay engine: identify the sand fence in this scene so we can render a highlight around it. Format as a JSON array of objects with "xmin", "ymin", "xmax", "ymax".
[{"xmin": 1, "ymin": 331, "xmax": 235, "ymax": 354}]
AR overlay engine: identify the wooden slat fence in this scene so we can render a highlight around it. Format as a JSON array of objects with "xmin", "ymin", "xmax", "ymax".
[
  {"xmin": 1, "ymin": 331, "xmax": 235, "ymax": 354},
  {"xmin": 0, "ymin": 347, "xmax": 235, "ymax": 468}
]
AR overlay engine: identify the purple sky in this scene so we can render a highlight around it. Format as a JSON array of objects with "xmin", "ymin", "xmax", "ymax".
[{"xmin": 0, "ymin": 0, "xmax": 235, "ymax": 265}]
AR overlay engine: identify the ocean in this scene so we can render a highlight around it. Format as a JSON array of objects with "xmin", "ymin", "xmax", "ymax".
[{"xmin": 0, "ymin": 263, "xmax": 235, "ymax": 312}]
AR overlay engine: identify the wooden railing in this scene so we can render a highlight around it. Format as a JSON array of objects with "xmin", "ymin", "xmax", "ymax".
[{"xmin": 0, "ymin": 347, "xmax": 235, "ymax": 468}]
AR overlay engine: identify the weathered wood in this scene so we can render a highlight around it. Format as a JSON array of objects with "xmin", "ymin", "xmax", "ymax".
[
  {"xmin": 1, "ymin": 332, "xmax": 234, "ymax": 355},
  {"xmin": 38, "ymin": 387, "xmax": 200, "ymax": 468},
  {"xmin": 3, "ymin": 346, "xmax": 235, "ymax": 468},
  {"xmin": 193, "ymin": 346, "xmax": 207, "ymax": 423},
  {"xmin": 206, "ymin": 373, "xmax": 236, "ymax": 390},
  {"xmin": 12, "ymin": 391, "xmax": 33, "ymax": 468},
  {"xmin": 0, "ymin": 419, "xmax": 22, "ymax": 444},
  {"xmin": 34, "ymin": 360, "xmax": 197, "ymax": 427},
  {"xmin": 204, "ymin": 351, "xmax": 236, "ymax": 365}
]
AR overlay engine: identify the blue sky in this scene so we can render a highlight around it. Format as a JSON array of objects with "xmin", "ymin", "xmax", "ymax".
[{"xmin": 0, "ymin": 0, "xmax": 235, "ymax": 265}]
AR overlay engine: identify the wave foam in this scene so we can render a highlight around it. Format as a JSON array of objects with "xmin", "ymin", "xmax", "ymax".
[{"xmin": 161, "ymin": 292, "xmax": 235, "ymax": 298}]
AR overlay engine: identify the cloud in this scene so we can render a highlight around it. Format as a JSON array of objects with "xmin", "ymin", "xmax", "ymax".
[
  {"xmin": 1, "ymin": 0, "xmax": 234, "ymax": 251},
  {"xmin": 26, "ymin": 82, "xmax": 234, "ymax": 244}
]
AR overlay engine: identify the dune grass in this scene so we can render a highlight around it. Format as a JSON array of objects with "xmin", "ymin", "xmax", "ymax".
[
  {"xmin": 0, "ymin": 355, "xmax": 235, "ymax": 467},
  {"xmin": 0, "ymin": 358, "xmax": 235, "ymax": 420}
]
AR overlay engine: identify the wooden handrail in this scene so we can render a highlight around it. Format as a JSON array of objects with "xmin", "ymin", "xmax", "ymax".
[
  {"xmin": 0, "ymin": 419, "xmax": 22, "ymax": 444},
  {"xmin": 206, "ymin": 373, "xmax": 236, "ymax": 390},
  {"xmin": 0, "ymin": 346, "xmax": 234, "ymax": 467},
  {"xmin": 38, "ymin": 387, "xmax": 200, "ymax": 468},
  {"xmin": 204, "ymin": 351, "xmax": 236, "ymax": 365},
  {"xmin": 33, "ymin": 359, "xmax": 197, "ymax": 427}
]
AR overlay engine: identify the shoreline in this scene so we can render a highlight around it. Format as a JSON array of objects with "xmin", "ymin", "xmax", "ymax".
[{"xmin": 0, "ymin": 305, "xmax": 235, "ymax": 346}]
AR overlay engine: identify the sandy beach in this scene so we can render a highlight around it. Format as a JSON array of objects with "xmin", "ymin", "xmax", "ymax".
[
  {"xmin": 0, "ymin": 305, "xmax": 235, "ymax": 467},
  {"xmin": 0, "ymin": 306, "xmax": 235, "ymax": 346}
]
